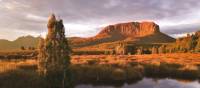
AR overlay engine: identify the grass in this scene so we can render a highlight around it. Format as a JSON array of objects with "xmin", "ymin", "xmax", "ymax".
[
  {"xmin": 0, "ymin": 50, "xmax": 37, "ymax": 60},
  {"xmin": 0, "ymin": 53, "xmax": 200, "ymax": 87},
  {"xmin": 0, "ymin": 60, "xmax": 46, "ymax": 88},
  {"xmin": 70, "ymin": 64, "xmax": 144, "ymax": 85},
  {"xmin": 72, "ymin": 53, "xmax": 200, "ymax": 66}
]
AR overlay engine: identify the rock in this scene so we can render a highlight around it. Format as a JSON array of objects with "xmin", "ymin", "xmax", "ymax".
[
  {"xmin": 97, "ymin": 21, "xmax": 160, "ymax": 38},
  {"xmin": 70, "ymin": 21, "xmax": 175, "ymax": 48}
]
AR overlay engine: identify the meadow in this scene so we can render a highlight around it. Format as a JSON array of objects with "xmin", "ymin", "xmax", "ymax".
[{"xmin": 0, "ymin": 53, "xmax": 200, "ymax": 88}]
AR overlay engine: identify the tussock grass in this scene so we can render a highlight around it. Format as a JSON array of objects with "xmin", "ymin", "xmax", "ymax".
[
  {"xmin": 0, "ymin": 66, "xmax": 46, "ymax": 88},
  {"xmin": 69, "ymin": 64, "xmax": 144, "ymax": 84},
  {"xmin": 1, "ymin": 53, "xmax": 200, "ymax": 87}
]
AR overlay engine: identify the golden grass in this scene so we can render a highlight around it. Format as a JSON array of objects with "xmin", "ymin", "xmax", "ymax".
[
  {"xmin": 1, "ymin": 53, "xmax": 199, "ymax": 74},
  {"xmin": 72, "ymin": 53, "xmax": 200, "ymax": 66},
  {"xmin": 0, "ymin": 60, "xmax": 37, "ymax": 73},
  {"xmin": 0, "ymin": 53, "xmax": 199, "ymax": 87}
]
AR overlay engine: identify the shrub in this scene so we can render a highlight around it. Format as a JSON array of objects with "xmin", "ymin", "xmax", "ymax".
[
  {"xmin": 111, "ymin": 68, "xmax": 126, "ymax": 81},
  {"xmin": 87, "ymin": 59, "xmax": 99, "ymax": 65},
  {"xmin": 20, "ymin": 46, "xmax": 26, "ymax": 50},
  {"xmin": 125, "ymin": 66, "xmax": 144, "ymax": 80}
]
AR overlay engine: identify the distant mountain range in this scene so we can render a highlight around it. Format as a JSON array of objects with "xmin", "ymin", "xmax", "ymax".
[
  {"xmin": 0, "ymin": 21, "xmax": 176, "ymax": 50},
  {"xmin": 0, "ymin": 35, "xmax": 40, "ymax": 50}
]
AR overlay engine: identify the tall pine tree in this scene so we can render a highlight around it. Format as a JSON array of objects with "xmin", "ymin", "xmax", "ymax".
[{"xmin": 38, "ymin": 14, "xmax": 73, "ymax": 88}]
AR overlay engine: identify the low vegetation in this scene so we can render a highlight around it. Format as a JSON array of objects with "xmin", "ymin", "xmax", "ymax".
[
  {"xmin": 0, "ymin": 50, "xmax": 37, "ymax": 60},
  {"xmin": 0, "ymin": 53, "xmax": 200, "ymax": 87}
]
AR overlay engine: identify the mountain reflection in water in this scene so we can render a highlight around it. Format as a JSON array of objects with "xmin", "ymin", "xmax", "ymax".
[{"xmin": 75, "ymin": 78, "xmax": 200, "ymax": 88}]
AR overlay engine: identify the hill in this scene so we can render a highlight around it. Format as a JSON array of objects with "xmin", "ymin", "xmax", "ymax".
[
  {"xmin": 0, "ymin": 36, "xmax": 40, "ymax": 50},
  {"xmin": 0, "ymin": 21, "xmax": 176, "ymax": 51},
  {"xmin": 70, "ymin": 22, "xmax": 175, "ymax": 48}
]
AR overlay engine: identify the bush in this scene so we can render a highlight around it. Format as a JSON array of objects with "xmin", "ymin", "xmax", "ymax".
[
  {"xmin": 125, "ymin": 66, "xmax": 144, "ymax": 80},
  {"xmin": 111, "ymin": 68, "xmax": 126, "ymax": 81},
  {"xmin": 87, "ymin": 59, "xmax": 99, "ymax": 65}
]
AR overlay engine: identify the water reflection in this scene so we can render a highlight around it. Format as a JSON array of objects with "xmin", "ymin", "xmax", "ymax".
[{"xmin": 75, "ymin": 78, "xmax": 200, "ymax": 88}]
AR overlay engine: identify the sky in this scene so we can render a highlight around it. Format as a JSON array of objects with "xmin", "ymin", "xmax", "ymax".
[{"xmin": 0, "ymin": 0, "xmax": 200, "ymax": 41}]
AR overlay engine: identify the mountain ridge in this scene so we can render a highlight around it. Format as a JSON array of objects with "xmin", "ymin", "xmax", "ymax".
[
  {"xmin": 0, "ymin": 35, "xmax": 40, "ymax": 50},
  {"xmin": 0, "ymin": 21, "xmax": 176, "ymax": 50},
  {"xmin": 71, "ymin": 21, "xmax": 175, "ymax": 47}
]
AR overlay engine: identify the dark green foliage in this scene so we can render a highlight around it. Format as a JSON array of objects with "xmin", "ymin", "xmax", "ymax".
[
  {"xmin": 38, "ymin": 14, "xmax": 73, "ymax": 88},
  {"xmin": 87, "ymin": 59, "xmax": 99, "ymax": 65},
  {"xmin": 28, "ymin": 46, "xmax": 35, "ymax": 50},
  {"xmin": 0, "ymin": 66, "xmax": 47, "ymax": 88},
  {"xmin": 1, "ymin": 63, "xmax": 200, "ymax": 88},
  {"xmin": 165, "ymin": 31, "xmax": 200, "ymax": 53},
  {"xmin": 189, "ymin": 34, "xmax": 198, "ymax": 50},
  {"xmin": 20, "ymin": 46, "xmax": 26, "ymax": 50},
  {"xmin": 73, "ymin": 50, "xmax": 105, "ymax": 55}
]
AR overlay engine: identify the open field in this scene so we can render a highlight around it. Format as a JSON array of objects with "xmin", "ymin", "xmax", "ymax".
[
  {"xmin": 1, "ymin": 53, "xmax": 200, "ymax": 73},
  {"xmin": 72, "ymin": 53, "xmax": 200, "ymax": 66},
  {"xmin": 1, "ymin": 53, "xmax": 200, "ymax": 74},
  {"xmin": 0, "ymin": 50, "xmax": 38, "ymax": 59},
  {"xmin": 0, "ymin": 53, "xmax": 200, "ymax": 88}
]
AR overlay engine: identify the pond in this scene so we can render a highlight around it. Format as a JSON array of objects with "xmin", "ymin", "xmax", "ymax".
[{"xmin": 75, "ymin": 78, "xmax": 200, "ymax": 88}]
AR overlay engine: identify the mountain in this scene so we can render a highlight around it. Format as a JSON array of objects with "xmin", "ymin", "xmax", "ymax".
[
  {"xmin": 0, "ymin": 21, "xmax": 175, "ymax": 50},
  {"xmin": 71, "ymin": 22, "xmax": 175, "ymax": 48},
  {"xmin": 0, "ymin": 35, "xmax": 40, "ymax": 50}
]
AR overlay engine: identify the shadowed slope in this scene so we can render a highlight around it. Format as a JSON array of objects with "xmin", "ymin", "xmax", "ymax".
[
  {"xmin": 71, "ymin": 22, "xmax": 175, "ymax": 48},
  {"xmin": 0, "ymin": 36, "xmax": 40, "ymax": 50}
]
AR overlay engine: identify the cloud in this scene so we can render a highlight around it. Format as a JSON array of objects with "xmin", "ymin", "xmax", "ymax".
[
  {"xmin": 0, "ymin": 0, "xmax": 200, "ymax": 40},
  {"xmin": 64, "ymin": 23, "xmax": 100, "ymax": 37},
  {"xmin": 161, "ymin": 23, "xmax": 200, "ymax": 37},
  {"xmin": 26, "ymin": 14, "xmax": 47, "ymax": 22},
  {"xmin": 104, "ymin": 0, "xmax": 122, "ymax": 8}
]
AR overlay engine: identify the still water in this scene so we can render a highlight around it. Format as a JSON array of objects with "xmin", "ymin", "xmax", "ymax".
[{"xmin": 75, "ymin": 78, "xmax": 200, "ymax": 88}]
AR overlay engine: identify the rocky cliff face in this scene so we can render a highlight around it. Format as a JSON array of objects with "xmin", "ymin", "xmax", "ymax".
[
  {"xmin": 71, "ymin": 21, "xmax": 175, "ymax": 47},
  {"xmin": 97, "ymin": 22, "xmax": 160, "ymax": 38}
]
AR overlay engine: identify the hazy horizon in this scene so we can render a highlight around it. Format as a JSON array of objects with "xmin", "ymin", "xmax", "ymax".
[{"xmin": 0, "ymin": 0, "xmax": 200, "ymax": 41}]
